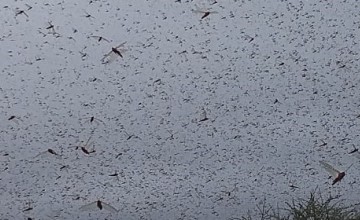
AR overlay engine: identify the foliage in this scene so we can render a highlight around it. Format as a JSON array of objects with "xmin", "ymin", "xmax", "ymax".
[{"xmin": 235, "ymin": 190, "xmax": 360, "ymax": 220}]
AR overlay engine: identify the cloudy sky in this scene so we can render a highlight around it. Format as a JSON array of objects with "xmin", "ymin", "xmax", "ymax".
[{"xmin": 1, "ymin": 0, "xmax": 360, "ymax": 219}]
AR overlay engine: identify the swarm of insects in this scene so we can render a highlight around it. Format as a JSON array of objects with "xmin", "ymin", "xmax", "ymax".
[{"xmin": 80, "ymin": 200, "xmax": 118, "ymax": 213}]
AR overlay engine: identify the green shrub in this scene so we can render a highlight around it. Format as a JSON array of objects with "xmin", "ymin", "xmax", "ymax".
[{"xmin": 235, "ymin": 190, "xmax": 360, "ymax": 220}]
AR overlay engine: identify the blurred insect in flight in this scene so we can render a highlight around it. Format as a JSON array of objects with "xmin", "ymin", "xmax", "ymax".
[
  {"xmin": 89, "ymin": 35, "xmax": 110, "ymax": 43},
  {"xmin": 319, "ymin": 161, "xmax": 353, "ymax": 185},
  {"xmin": 74, "ymin": 137, "xmax": 96, "ymax": 155},
  {"xmin": 8, "ymin": 115, "xmax": 16, "ymax": 120},
  {"xmin": 193, "ymin": 5, "xmax": 218, "ymax": 19},
  {"xmin": 199, "ymin": 108, "xmax": 209, "ymax": 122},
  {"xmin": 83, "ymin": 10, "xmax": 95, "ymax": 19},
  {"xmin": 46, "ymin": 22, "xmax": 55, "ymax": 32},
  {"xmin": 15, "ymin": 8, "xmax": 29, "ymax": 18},
  {"xmin": 22, "ymin": 200, "xmax": 33, "ymax": 212},
  {"xmin": 44, "ymin": 21, "xmax": 60, "ymax": 37},
  {"xmin": 348, "ymin": 145, "xmax": 360, "ymax": 159},
  {"xmin": 80, "ymin": 200, "xmax": 118, "ymax": 213},
  {"xmin": 34, "ymin": 148, "xmax": 62, "ymax": 159},
  {"xmin": 101, "ymin": 42, "xmax": 127, "ymax": 64},
  {"xmin": 82, "ymin": 116, "xmax": 106, "ymax": 126},
  {"xmin": 25, "ymin": 4, "xmax": 32, "ymax": 10},
  {"xmin": 8, "ymin": 115, "xmax": 23, "ymax": 124}
]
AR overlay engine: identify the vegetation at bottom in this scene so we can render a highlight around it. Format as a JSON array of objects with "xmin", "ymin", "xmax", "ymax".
[{"xmin": 235, "ymin": 190, "xmax": 360, "ymax": 220}]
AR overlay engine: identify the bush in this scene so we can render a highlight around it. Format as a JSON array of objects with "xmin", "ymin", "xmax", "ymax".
[{"xmin": 235, "ymin": 190, "xmax": 360, "ymax": 220}]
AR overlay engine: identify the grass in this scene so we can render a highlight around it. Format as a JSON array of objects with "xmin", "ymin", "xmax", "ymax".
[{"xmin": 234, "ymin": 189, "xmax": 360, "ymax": 220}]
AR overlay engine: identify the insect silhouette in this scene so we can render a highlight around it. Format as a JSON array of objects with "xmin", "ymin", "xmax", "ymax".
[
  {"xmin": 15, "ymin": 8, "xmax": 29, "ymax": 18},
  {"xmin": 47, "ymin": 149, "xmax": 58, "ymax": 155},
  {"xmin": 8, "ymin": 115, "xmax": 16, "ymax": 120},
  {"xmin": 23, "ymin": 207, "xmax": 33, "ymax": 212},
  {"xmin": 89, "ymin": 35, "xmax": 110, "ymax": 43},
  {"xmin": 193, "ymin": 6, "xmax": 218, "ymax": 19},
  {"xmin": 74, "ymin": 137, "xmax": 96, "ymax": 155},
  {"xmin": 289, "ymin": 184, "xmax": 299, "ymax": 190},
  {"xmin": 21, "ymin": 200, "xmax": 34, "ymax": 213},
  {"xmin": 101, "ymin": 42, "xmax": 127, "ymax": 64},
  {"xmin": 46, "ymin": 22, "xmax": 55, "ymax": 32},
  {"xmin": 123, "ymin": 130, "xmax": 141, "ymax": 140},
  {"xmin": 83, "ymin": 10, "xmax": 95, "ymax": 19},
  {"xmin": 25, "ymin": 4, "xmax": 32, "ymax": 10},
  {"xmin": 34, "ymin": 148, "xmax": 61, "ymax": 159},
  {"xmin": 109, "ymin": 171, "xmax": 121, "ymax": 181},
  {"xmin": 80, "ymin": 200, "xmax": 118, "ymax": 213},
  {"xmin": 40, "ymin": 22, "xmax": 60, "ymax": 37},
  {"xmin": 319, "ymin": 161, "xmax": 353, "ymax": 185},
  {"xmin": 199, "ymin": 108, "xmax": 209, "ymax": 122},
  {"xmin": 109, "ymin": 172, "xmax": 118, "ymax": 177},
  {"xmin": 318, "ymin": 140, "xmax": 327, "ymax": 147},
  {"xmin": 82, "ymin": 116, "xmax": 106, "ymax": 126},
  {"xmin": 7, "ymin": 115, "xmax": 23, "ymax": 124},
  {"xmin": 349, "ymin": 145, "xmax": 359, "ymax": 154}
]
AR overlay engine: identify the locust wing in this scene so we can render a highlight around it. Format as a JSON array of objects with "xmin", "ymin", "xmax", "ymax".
[
  {"xmin": 114, "ymin": 42, "xmax": 127, "ymax": 49},
  {"xmin": 192, "ymin": 5, "xmax": 218, "ymax": 15},
  {"xmin": 79, "ymin": 201, "xmax": 98, "ymax": 211},
  {"xmin": 319, "ymin": 161, "xmax": 340, "ymax": 178},
  {"xmin": 80, "ymin": 200, "xmax": 118, "ymax": 213},
  {"xmin": 100, "ymin": 202, "xmax": 118, "ymax": 213}
]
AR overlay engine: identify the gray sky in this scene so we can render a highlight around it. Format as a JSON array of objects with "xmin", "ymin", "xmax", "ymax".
[{"xmin": 1, "ymin": 0, "xmax": 360, "ymax": 219}]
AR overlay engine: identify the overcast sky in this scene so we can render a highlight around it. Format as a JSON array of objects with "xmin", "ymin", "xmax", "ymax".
[{"xmin": 1, "ymin": 0, "xmax": 360, "ymax": 219}]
